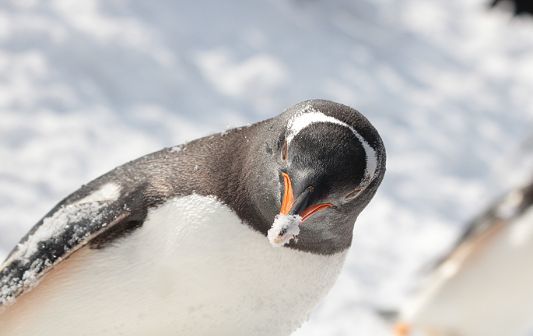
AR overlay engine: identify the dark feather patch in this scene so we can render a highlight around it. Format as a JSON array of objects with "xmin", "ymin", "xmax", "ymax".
[{"xmin": 1, "ymin": 204, "xmax": 129, "ymax": 305}]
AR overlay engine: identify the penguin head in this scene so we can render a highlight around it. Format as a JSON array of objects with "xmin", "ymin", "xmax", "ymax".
[{"xmin": 255, "ymin": 100, "xmax": 386, "ymax": 254}]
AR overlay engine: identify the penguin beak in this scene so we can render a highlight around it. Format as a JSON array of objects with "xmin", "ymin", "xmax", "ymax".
[{"xmin": 280, "ymin": 172, "xmax": 333, "ymax": 221}]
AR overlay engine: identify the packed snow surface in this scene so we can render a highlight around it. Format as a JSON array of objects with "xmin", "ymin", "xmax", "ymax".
[
  {"xmin": 1, "ymin": 0, "xmax": 533, "ymax": 335},
  {"xmin": 268, "ymin": 214, "xmax": 302, "ymax": 247}
]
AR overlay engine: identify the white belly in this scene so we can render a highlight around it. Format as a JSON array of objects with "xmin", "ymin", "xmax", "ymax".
[{"xmin": 0, "ymin": 195, "xmax": 347, "ymax": 336}]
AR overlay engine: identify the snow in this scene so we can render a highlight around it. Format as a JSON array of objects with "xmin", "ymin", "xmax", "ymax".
[
  {"xmin": 76, "ymin": 183, "xmax": 121, "ymax": 204},
  {"xmin": 3, "ymin": 201, "xmax": 104, "ymax": 267},
  {"xmin": 0, "ymin": 257, "xmax": 48, "ymax": 307},
  {"xmin": 268, "ymin": 214, "xmax": 302, "ymax": 247},
  {"xmin": 0, "ymin": 0, "xmax": 533, "ymax": 335},
  {"xmin": 286, "ymin": 105, "xmax": 378, "ymax": 180}
]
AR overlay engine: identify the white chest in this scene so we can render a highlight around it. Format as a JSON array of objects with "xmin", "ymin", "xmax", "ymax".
[{"xmin": 1, "ymin": 195, "xmax": 347, "ymax": 336}]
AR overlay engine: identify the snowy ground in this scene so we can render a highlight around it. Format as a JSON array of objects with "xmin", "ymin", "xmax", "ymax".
[{"xmin": 1, "ymin": 0, "xmax": 533, "ymax": 334}]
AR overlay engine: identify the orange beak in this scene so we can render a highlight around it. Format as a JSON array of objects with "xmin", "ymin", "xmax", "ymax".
[
  {"xmin": 280, "ymin": 172, "xmax": 333, "ymax": 220},
  {"xmin": 280, "ymin": 172, "xmax": 295, "ymax": 215},
  {"xmin": 393, "ymin": 322, "xmax": 411, "ymax": 336},
  {"xmin": 300, "ymin": 203, "xmax": 334, "ymax": 221}
]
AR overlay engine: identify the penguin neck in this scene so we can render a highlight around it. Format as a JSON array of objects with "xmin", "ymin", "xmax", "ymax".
[
  {"xmin": 205, "ymin": 123, "xmax": 274, "ymax": 236},
  {"xmin": 178, "ymin": 119, "xmax": 356, "ymax": 256}
]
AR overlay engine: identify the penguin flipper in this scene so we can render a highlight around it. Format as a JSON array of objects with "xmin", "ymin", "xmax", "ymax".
[{"xmin": 0, "ymin": 197, "xmax": 133, "ymax": 306}]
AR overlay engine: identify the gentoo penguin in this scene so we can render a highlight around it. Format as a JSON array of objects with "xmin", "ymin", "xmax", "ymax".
[
  {"xmin": 393, "ymin": 180, "xmax": 533, "ymax": 336},
  {"xmin": 0, "ymin": 99, "xmax": 386, "ymax": 336}
]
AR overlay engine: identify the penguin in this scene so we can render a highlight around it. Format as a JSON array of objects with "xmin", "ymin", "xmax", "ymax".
[
  {"xmin": 0, "ymin": 99, "xmax": 386, "ymax": 336},
  {"xmin": 393, "ymin": 180, "xmax": 533, "ymax": 336}
]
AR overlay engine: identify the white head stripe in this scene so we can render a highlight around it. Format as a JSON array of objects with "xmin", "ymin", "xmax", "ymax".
[{"xmin": 286, "ymin": 106, "xmax": 378, "ymax": 181}]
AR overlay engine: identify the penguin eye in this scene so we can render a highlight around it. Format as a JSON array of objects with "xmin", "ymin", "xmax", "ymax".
[{"xmin": 281, "ymin": 140, "xmax": 288, "ymax": 161}]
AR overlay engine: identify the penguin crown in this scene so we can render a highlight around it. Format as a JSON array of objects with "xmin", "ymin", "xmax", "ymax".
[{"xmin": 285, "ymin": 102, "xmax": 380, "ymax": 189}]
